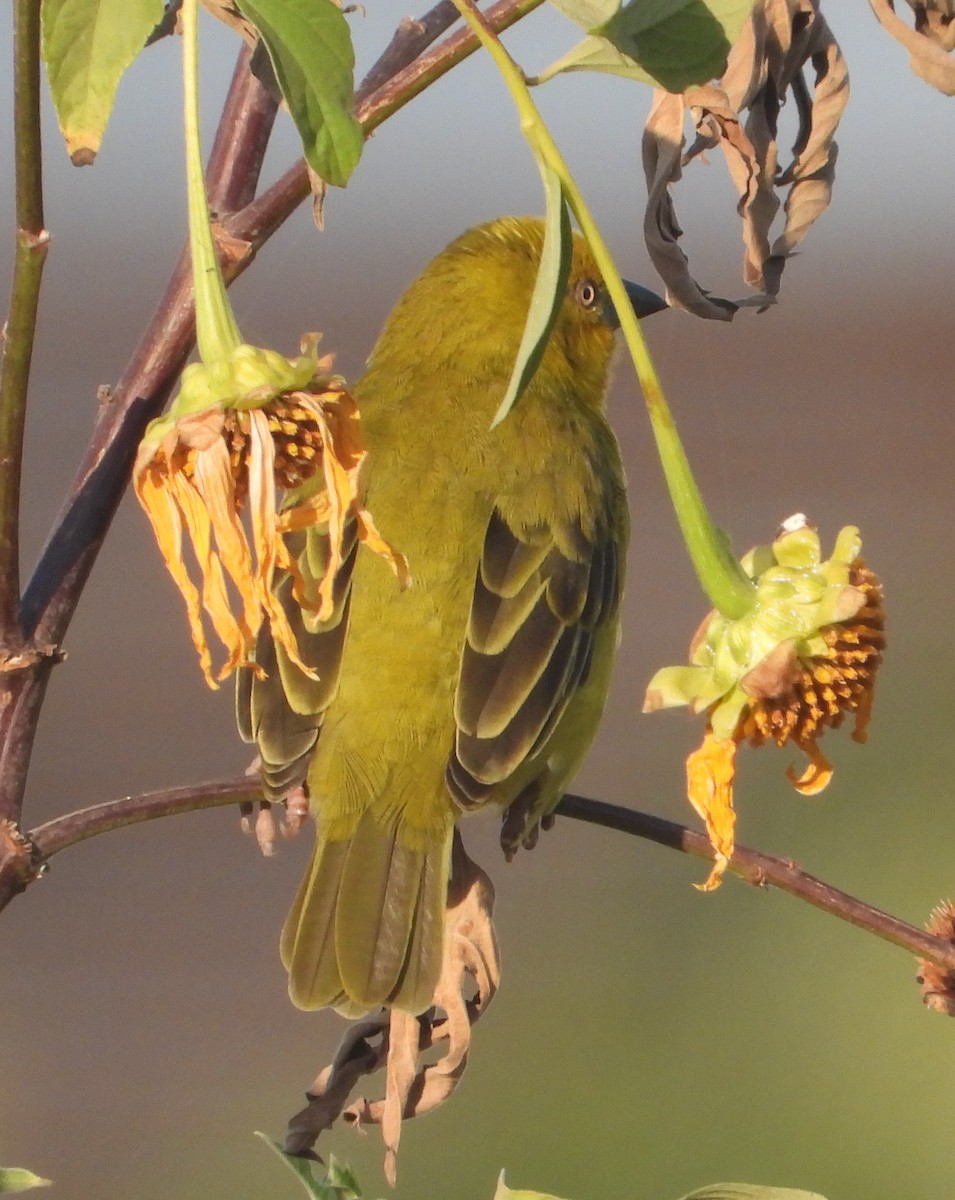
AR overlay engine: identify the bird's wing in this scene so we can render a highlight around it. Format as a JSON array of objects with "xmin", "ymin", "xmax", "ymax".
[
  {"xmin": 236, "ymin": 519, "xmax": 357, "ymax": 800},
  {"xmin": 447, "ymin": 503, "xmax": 621, "ymax": 811}
]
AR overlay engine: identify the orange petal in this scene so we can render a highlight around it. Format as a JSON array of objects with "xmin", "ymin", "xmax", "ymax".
[
  {"xmin": 170, "ymin": 469, "xmax": 249, "ymax": 679},
  {"xmin": 191, "ymin": 437, "xmax": 260, "ymax": 675},
  {"xmin": 686, "ymin": 731, "xmax": 738, "ymax": 891},
  {"xmin": 276, "ymin": 490, "xmax": 333, "ymax": 622},
  {"xmin": 134, "ymin": 465, "xmax": 217, "ymax": 687},
  {"xmin": 246, "ymin": 412, "xmax": 318, "ymax": 679},
  {"xmin": 277, "ymin": 393, "xmax": 410, "ymax": 605},
  {"xmin": 356, "ymin": 507, "xmax": 411, "ymax": 591},
  {"xmin": 850, "ymin": 677, "xmax": 874, "ymax": 744},
  {"xmin": 786, "ymin": 740, "xmax": 833, "ymax": 795}
]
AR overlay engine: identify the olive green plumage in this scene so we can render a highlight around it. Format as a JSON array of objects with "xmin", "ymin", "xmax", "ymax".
[{"xmin": 238, "ymin": 217, "xmax": 640, "ymax": 1016}]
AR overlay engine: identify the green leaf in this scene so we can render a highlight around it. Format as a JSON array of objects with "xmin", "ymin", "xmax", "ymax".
[
  {"xmin": 539, "ymin": 0, "xmax": 757, "ymax": 92},
  {"xmin": 490, "ymin": 165, "xmax": 572, "ymax": 428},
  {"xmin": 0, "ymin": 1167, "xmax": 52, "ymax": 1194},
  {"xmin": 680, "ymin": 1186, "xmax": 829, "ymax": 1200},
  {"xmin": 41, "ymin": 0, "xmax": 164, "ymax": 164},
  {"xmin": 255, "ymin": 1134, "xmax": 364, "ymax": 1200},
  {"xmin": 547, "ymin": 0, "xmax": 621, "ymax": 26},
  {"xmin": 233, "ymin": 0, "xmax": 362, "ymax": 187},
  {"xmin": 494, "ymin": 1171, "xmax": 570, "ymax": 1200},
  {"xmin": 322, "ymin": 1157, "xmax": 364, "ymax": 1200}
]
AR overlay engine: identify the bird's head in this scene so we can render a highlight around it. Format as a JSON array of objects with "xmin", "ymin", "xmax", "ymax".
[{"xmin": 362, "ymin": 217, "xmax": 665, "ymax": 414}]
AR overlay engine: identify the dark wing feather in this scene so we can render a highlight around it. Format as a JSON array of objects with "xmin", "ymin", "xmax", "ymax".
[
  {"xmin": 236, "ymin": 523, "xmax": 357, "ymax": 801},
  {"xmin": 447, "ymin": 505, "xmax": 621, "ymax": 808}
]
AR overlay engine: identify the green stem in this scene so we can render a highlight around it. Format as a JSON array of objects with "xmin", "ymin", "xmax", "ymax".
[
  {"xmin": 0, "ymin": 0, "xmax": 49, "ymax": 646},
  {"xmin": 450, "ymin": 0, "xmax": 755, "ymax": 620},
  {"xmin": 181, "ymin": 0, "xmax": 242, "ymax": 361}
]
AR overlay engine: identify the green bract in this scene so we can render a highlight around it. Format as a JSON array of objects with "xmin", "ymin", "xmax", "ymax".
[
  {"xmin": 139, "ymin": 336, "xmax": 328, "ymax": 451},
  {"xmin": 645, "ymin": 520, "xmax": 868, "ymax": 741}
]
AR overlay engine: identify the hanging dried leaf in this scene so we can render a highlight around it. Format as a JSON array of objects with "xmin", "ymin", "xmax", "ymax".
[
  {"xmin": 869, "ymin": 0, "xmax": 955, "ymax": 93},
  {"xmin": 642, "ymin": 0, "xmax": 848, "ymax": 317},
  {"xmin": 283, "ymin": 836, "xmax": 500, "ymax": 1183}
]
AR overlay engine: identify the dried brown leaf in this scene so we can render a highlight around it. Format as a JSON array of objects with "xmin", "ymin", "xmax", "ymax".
[
  {"xmin": 869, "ymin": 0, "xmax": 955, "ymax": 93},
  {"xmin": 380, "ymin": 1013, "xmax": 419, "ymax": 1186},
  {"xmin": 740, "ymin": 638, "xmax": 799, "ymax": 700},
  {"xmin": 914, "ymin": 0, "xmax": 955, "ymax": 52},
  {"xmin": 642, "ymin": 91, "xmax": 739, "ymax": 320},
  {"xmin": 642, "ymin": 0, "xmax": 848, "ymax": 314},
  {"xmin": 284, "ymin": 1013, "xmax": 390, "ymax": 1158},
  {"xmin": 307, "ymin": 163, "xmax": 329, "ymax": 231}
]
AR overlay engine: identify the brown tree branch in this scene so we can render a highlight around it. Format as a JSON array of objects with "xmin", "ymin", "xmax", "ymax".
[
  {"xmin": 0, "ymin": 776, "xmax": 262, "ymax": 912},
  {"xmin": 556, "ymin": 794, "xmax": 953, "ymax": 968},
  {"xmin": 30, "ymin": 776, "xmax": 264, "ymax": 859},
  {"xmin": 355, "ymin": 2, "xmax": 462, "ymax": 100},
  {"xmin": 2, "ymin": 777, "xmax": 952, "ymax": 978}
]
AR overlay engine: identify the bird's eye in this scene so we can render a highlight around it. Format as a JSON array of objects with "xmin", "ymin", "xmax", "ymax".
[{"xmin": 575, "ymin": 279, "xmax": 599, "ymax": 310}]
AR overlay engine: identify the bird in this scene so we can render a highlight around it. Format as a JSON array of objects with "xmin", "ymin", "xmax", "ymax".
[{"xmin": 237, "ymin": 216, "xmax": 666, "ymax": 1016}]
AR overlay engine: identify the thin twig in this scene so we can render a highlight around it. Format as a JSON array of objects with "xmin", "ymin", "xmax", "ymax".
[
  {"xmin": 557, "ymin": 794, "xmax": 954, "ymax": 968},
  {"xmin": 0, "ymin": 776, "xmax": 262, "ymax": 912},
  {"xmin": 3, "ymin": 777, "xmax": 953, "ymax": 976},
  {"xmin": 0, "ymin": 0, "xmax": 47, "ymax": 649},
  {"xmin": 206, "ymin": 44, "xmax": 280, "ymax": 214},
  {"xmin": 356, "ymin": 2, "xmax": 462, "ymax": 99},
  {"xmin": 359, "ymin": 0, "xmax": 544, "ymax": 136},
  {"xmin": 30, "ymin": 776, "xmax": 263, "ymax": 859}
]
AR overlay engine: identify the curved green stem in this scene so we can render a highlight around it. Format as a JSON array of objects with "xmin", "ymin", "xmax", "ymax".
[
  {"xmin": 0, "ymin": 0, "xmax": 48, "ymax": 646},
  {"xmin": 450, "ymin": 0, "xmax": 755, "ymax": 620},
  {"xmin": 181, "ymin": 0, "xmax": 242, "ymax": 361}
]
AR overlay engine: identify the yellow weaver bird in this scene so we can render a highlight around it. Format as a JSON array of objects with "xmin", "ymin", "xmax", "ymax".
[{"xmin": 237, "ymin": 217, "xmax": 665, "ymax": 1016}]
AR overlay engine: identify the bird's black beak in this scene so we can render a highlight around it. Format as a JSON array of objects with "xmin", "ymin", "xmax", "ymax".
[
  {"xmin": 604, "ymin": 279, "xmax": 668, "ymax": 328},
  {"xmin": 625, "ymin": 279, "xmax": 668, "ymax": 319}
]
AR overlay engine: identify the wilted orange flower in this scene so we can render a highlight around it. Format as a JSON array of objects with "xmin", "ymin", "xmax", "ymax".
[
  {"xmin": 735, "ymin": 559, "xmax": 884, "ymax": 792},
  {"xmin": 134, "ymin": 340, "xmax": 407, "ymax": 688},
  {"xmin": 646, "ymin": 518, "xmax": 885, "ymax": 889}
]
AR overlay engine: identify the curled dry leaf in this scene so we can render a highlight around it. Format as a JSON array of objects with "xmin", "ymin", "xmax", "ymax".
[
  {"xmin": 869, "ymin": 0, "xmax": 955, "ymax": 94},
  {"xmin": 283, "ymin": 836, "xmax": 500, "ymax": 1183},
  {"xmin": 642, "ymin": 0, "xmax": 848, "ymax": 317}
]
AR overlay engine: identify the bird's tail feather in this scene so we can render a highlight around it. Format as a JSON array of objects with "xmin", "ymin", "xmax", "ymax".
[{"xmin": 281, "ymin": 811, "xmax": 452, "ymax": 1016}]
